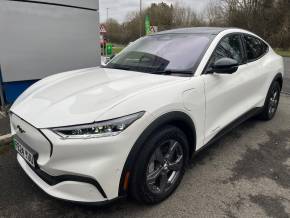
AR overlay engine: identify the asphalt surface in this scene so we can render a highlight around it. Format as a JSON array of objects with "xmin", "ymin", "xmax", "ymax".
[
  {"xmin": 283, "ymin": 58, "xmax": 290, "ymax": 93},
  {"xmin": 0, "ymin": 59, "xmax": 289, "ymax": 218},
  {"xmin": 0, "ymin": 114, "xmax": 9, "ymax": 136}
]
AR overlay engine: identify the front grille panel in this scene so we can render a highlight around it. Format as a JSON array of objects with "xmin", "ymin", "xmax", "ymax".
[{"xmin": 11, "ymin": 113, "xmax": 52, "ymax": 165}]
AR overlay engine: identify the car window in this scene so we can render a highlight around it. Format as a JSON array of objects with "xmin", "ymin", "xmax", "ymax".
[
  {"xmin": 243, "ymin": 35, "xmax": 268, "ymax": 61},
  {"xmin": 106, "ymin": 33, "xmax": 212, "ymax": 74},
  {"xmin": 209, "ymin": 34, "xmax": 244, "ymax": 65}
]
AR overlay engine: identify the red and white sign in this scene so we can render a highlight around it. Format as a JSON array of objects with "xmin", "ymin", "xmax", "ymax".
[
  {"xmin": 150, "ymin": 26, "xmax": 158, "ymax": 33},
  {"xmin": 100, "ymin": 24, "xmax": 107, "ymax": 34}
]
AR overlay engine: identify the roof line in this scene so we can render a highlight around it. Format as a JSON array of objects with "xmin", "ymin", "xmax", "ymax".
[{"xmin": 7, "ymin": 0, "xmax": 97, "ymax": 11}]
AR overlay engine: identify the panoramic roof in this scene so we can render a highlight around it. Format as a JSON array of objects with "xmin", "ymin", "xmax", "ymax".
[{"xmin": 154, "ymin": 27, "xmax": 229, "ymax": 35}]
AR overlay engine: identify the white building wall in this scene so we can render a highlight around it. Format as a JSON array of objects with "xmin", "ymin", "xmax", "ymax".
[{"xmin": 0, "ymin": 0, "xmax": 100, "ymax": 83}]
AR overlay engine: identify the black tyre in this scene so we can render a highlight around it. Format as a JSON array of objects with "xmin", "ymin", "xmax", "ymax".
[
  {"xmin": 129, "ymin": 125, "xmax": 189, "ymax": 204},
  {"xmin": 259, "ymin": 81, "xmax": 281, "ymax": 121}
]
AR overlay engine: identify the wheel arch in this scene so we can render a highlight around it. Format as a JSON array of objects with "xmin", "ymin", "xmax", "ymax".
[
  {"xmin": 274, "ymin": 73, "xmax": 283, "ymax": 89},
  {"xmin": 263, "ymin": 72, "xmax": 283, "ymax": 105},
  {"xmin": 118, "ymin": 111, "xmax": 196, "ymax": 196}
]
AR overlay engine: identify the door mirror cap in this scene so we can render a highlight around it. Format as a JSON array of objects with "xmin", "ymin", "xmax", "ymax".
[{"xmin": 208, "ymin": 57, "xmax": 239, "ymax": 74}]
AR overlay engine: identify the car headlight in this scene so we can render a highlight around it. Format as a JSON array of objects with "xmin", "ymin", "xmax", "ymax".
[{"xmin": 52, "ymin": 111, "xmax": 145, "ymax": 139}]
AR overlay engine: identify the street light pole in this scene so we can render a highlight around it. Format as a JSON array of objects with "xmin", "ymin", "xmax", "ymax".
[
  {"xmin": 106, "ymin": 8, "xmax": 109, "ymax": 21},
  {"xmin": 139, "ymin": 0, "xmax": 142, "ymax": 37}
]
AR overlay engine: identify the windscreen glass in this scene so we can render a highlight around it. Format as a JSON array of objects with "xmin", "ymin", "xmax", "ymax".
[{"xmin": 106, "ymin": 33, "xmax": 212, "ymax": 74}]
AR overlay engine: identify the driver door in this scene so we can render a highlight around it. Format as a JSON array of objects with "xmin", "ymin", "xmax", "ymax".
[{"xmin": 202, "ymin": 34, "xmax": 259, "ymax": 144}]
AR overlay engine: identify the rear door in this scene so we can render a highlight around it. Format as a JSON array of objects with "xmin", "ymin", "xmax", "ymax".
[
  {"xmin": 241, "ymin": 34, "xmax": 270, "ymax": 105},
  {"xmin": 202, "ymin": 33, "xmax": 261, "ymax": 144}
]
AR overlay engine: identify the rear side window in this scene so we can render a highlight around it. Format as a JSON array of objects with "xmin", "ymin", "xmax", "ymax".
[{"xmin": 243, "ymin": 35, "xmax": 268, "ymax": 62}]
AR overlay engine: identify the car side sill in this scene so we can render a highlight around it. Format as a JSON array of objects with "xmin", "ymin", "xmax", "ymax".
[{"xmin": 195, "ymin": 107, "xmax": 262, "ymax": 155}]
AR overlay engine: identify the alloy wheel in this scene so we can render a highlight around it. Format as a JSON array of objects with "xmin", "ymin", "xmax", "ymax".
[
  {"xmin": 268, "ymin": 87, "xmax": 279, "ymax": 117},
  {"xmin": 146, "ymin": 139, "xmax": 184, "ymax": 195}
]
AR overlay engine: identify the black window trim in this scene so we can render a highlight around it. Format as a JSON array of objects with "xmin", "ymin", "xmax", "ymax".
[
  {"xmin": 241, "ymin": 33, "xmax": 269, "ymax": 63},
  {"xmin": 202, "ymin": 32, "xmax": 246, "ymax": 75}
]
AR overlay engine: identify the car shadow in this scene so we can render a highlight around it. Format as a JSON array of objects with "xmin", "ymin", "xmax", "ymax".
[{"xmin": 189, "ymin": 116, "xmax": 260, "ymax": 168}]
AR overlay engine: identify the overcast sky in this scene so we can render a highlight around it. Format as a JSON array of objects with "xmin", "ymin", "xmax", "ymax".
[{"xmin": 99, "ymin": 0, "xmax": 211, "ymax": 23}]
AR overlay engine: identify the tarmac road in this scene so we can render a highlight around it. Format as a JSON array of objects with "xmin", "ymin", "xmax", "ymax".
[
  {"xmin": 283, "ymin": 58, "xmax": 290, "ymax": 93},
  {"xmin": 0, "ymin": 95, "xmax": 290, "ymax": 218}
]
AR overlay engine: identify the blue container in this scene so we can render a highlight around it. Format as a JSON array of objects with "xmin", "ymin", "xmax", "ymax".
[{"xmin": 2, "ymin": 80, "xmax": 38, "ymax": 104}]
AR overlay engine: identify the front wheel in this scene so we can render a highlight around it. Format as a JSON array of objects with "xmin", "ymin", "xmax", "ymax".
[
  {"xmin": 259, "ymin": 81, "xmax": 281, "ymax": 121},
  {"xmin": 129, "ymin": 125, "xmax": 189, "ymax": 204}
]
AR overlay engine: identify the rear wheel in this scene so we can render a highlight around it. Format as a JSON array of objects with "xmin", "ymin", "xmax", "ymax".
[
  {"xmin": 129, "ymin": 125, "xmax": 189, "ymax": 204},
  {"xmin": 259, "ymin": 81, "xmax": 281, "ymax": 120}
]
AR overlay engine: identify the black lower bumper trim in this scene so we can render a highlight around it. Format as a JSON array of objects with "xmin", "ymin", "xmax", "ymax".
[
  {"xmin": 55, "ymin": 196, "xmax": 124, "ymax": 207},
  {"xmin": 27, "ymin": 163, "xmax": 108, "ymax": 199}
]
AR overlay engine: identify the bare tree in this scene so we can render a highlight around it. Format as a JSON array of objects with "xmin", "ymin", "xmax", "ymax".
[{"xmin": 102, "ymin": 1, "xmax": 290, "ymax": 49}]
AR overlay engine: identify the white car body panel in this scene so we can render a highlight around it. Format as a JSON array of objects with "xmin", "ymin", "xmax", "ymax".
[
  {"xmin": 195, "ymin": 29, "xmax": 284, "ymax": 144},
  {"xmin": 10, "ymin": 28, "xmax": 284, "ymax": 203},
  {"xmin": 11, "ymin": 68, "xmax": 189, "ymax": 128},
  {"xmin": 18, "ymin": 155, "xmax": 106, "ymax": 202},
  {"xmin": 39, "ymin": 112, "xmax": 155, "ymax": 199},
  {"xmin": 11, "ymin": 114, "xmax": 51, "ymax": 165}
]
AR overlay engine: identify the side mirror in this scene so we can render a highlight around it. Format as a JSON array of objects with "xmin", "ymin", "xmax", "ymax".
[{"xmin": 208, "ymin": 57, "xmax": 239, "ymax": 74}]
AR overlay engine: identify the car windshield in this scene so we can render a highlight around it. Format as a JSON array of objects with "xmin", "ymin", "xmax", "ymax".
[{"xmin": 105, "ymin": 33, "xmax": 212, "ymax": 75}]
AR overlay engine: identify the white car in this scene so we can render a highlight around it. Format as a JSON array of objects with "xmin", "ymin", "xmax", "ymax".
[{"xmin": 10, "ymin": 27, "xmax": 284, "ymax": 205}]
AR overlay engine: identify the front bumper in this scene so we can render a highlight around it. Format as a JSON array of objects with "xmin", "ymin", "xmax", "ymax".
[
  {"xmin": 18, "ymin": 155, "xmax": 109, "ymax": 203},
  {"xmin": 12, "ymin": 112, "xmax": 155, "ymax": 203}
]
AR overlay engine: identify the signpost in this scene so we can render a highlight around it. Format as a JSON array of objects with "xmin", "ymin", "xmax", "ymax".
[
  {"xmin": 144, "ymin": 16, "xmax": 158, "ymax": 35},
  {"xmin": 100, "ymin": 24, "xmax": 107, "ymax": 56},
  {"xmin": 145, "ymin": 15, "xmax": 150, "ymax": 35},
  {"xmin": 100, "ymin": 24, "xmax": 107, "ymax": 34},
  {"xmin": 150, "ymin": 26, "xmax": 158, "ymax": 34},
  {"xmin": 106, "ymin": 43, "xmax": 113, "ymax": 56}
]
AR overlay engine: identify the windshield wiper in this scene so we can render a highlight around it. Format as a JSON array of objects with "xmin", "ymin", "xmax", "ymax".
[
  {"xmin": 151, "ymin": 70, "xmax": 193, "ymax": 75},
  {"xmin": 104, "ymin": 65, "xmax": 193, "ymax": 75}
]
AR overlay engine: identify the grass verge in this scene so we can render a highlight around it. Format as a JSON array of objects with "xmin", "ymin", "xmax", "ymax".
[
  {"xmin": 275, "ymin": 50, "xmax": 290, "ymax": 57},
  {"xmin": 113, "ymin": 46, "xmax": 124, "ymax": 54}
]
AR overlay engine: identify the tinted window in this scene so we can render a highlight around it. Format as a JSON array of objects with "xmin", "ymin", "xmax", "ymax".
[
  {"xmin": 210, "ymin": 34, "xmax": 244, "ymax": 65},
  {"xmin": 243, "ymin": 35, "xmax": 268, "ymax": 61},
  {"xmin": 106, "ymin": 34, "xmax": 211, "ymax": 74}
]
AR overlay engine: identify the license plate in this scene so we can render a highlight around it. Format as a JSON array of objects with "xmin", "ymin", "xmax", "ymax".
[{"xmin": 14, "ymin": 138, "xmax": 36, "ymax": 167}]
